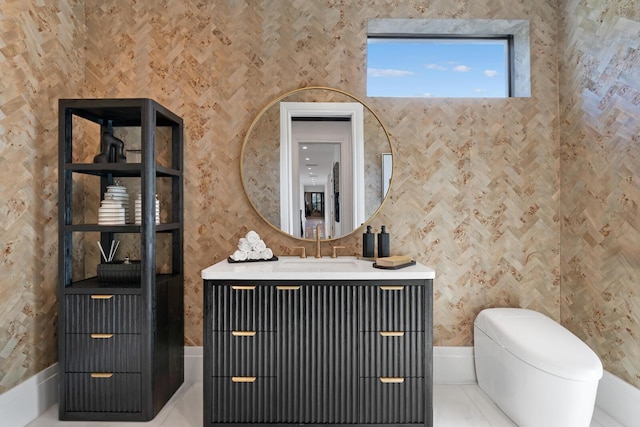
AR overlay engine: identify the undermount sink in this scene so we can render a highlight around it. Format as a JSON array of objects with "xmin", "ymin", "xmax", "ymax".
[{"xmin": 275, "ymin": 257, "xmax": 361, "ymax": 272}]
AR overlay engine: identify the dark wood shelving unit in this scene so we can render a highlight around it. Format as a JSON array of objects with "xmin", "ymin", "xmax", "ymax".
[{"xmin": 57, "ymin": 98, "xmax": 184, "ymax": 421}]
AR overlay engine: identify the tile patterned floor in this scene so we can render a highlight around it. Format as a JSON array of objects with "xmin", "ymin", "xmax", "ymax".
[{"xmin": 27, "ymin": 382, "xmax": 622, "ymax": 427}]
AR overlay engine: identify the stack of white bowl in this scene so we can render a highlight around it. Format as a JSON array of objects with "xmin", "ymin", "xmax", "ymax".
[
  {"xmin": 134, "ymin": 193, "xmax": 160, "ymax": 225},
  {"xmin": 105, "ymin": 184, "xmax": 130, "ymax": 223},
  {"xmin": 98, "ymin": 195, "xmax": 125, "ymax": 225}
]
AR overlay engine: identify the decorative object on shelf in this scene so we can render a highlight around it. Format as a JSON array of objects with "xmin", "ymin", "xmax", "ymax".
[
  {"xmin": 97, "ymin": 240, "xmax": 120, "ymax": 263},
  {"xmin": 93, "ymin": 131, "xmax": 127, "ymax": 163},
  {"xmin": 104, "ymin": 181, "xmax": 130, "ymax": 223},
  {"xmin": 134, "ymin": 193, "xmax": 160, "ymax": 225},
  {"xmin": 228, "ymin": 230, "xmax": 275, "ymax": 262},
  {"xmin": 97, "ymin": 259, "xmax": 141, "ymax": 284},
  {"xmin": 98, "ymin": 194, "xmax": 125, "ymax": 225}
]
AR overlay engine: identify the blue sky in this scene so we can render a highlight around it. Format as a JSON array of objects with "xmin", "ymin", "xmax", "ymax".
[{"xmin": 367, "ymin": 38, "xmax": 509, "ymax": 98}]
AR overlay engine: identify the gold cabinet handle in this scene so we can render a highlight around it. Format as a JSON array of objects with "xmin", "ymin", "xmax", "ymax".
[
  {"xmin": 232, "ymin": 331, "xmax": 256, "ymax": 337},
  {"xmin": 379, "ymin": 285, "xmax": 404, "ymax": 291},
  {"xmin": 91, "ymin": 333, "xmax": 114, "ymax": 339},
  {"xmin": 231, "ymin": 285, "xmax": 256, "ymax": 290},
  {"xmin": 232, "ymin": 376, "xmax": 256, "ymax": 383},
  {"xmin": 276, "ymin": 285, "xmax": 301, "ymax": 291},
  {"xmin": 380, "ymin": 331, "xmax": 405, "ymax": 337},
  {"xmin": 91, "ymin": 294, "xmax": 114, "ymax": 299},
  {"xmin": 380, "ymin": 377, "xmax": 405, "ymax": 383},
  {"xmin": 91, "ymin": 373, "xmax": 114, "ymax": 378}
]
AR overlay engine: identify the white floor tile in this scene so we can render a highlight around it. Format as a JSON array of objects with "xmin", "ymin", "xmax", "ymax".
[
  {"xmin": 27, "ymin": 381, "xmax": 619, "ymax": 427},
  {"xmin": 460, "ymin": 384, "xmax": 517, "ymax": 427},
  {"xmin": 433, "ymin": 384, "xmax": 492, "ymax": 426}
]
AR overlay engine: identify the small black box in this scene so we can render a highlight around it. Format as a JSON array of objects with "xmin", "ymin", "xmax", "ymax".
[{"xmin": 97, "ymin": 260, "xmax": 141, "ymax": 284}]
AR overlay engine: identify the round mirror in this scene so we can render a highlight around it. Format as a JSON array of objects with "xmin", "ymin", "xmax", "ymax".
[{"xmin": 241, "ymin": 87, "xmax": 393, "ymax": 241}]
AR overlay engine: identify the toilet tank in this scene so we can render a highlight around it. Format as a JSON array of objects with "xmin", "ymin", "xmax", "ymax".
[{"xmin": 474, "ymin": 308, "xmax": 603, "ymax": 427}]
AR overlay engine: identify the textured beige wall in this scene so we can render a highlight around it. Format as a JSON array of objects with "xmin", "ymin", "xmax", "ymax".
[
  {"xmin": 559, "ymin": 0, "xmax": 640, "ymax": 387},
  {"xmin": 0, "ymin": 0, "xmax": 85, "ymax": 393},
  {"xmin": 1, "ymin": 0, "xmax": 636, "ymax": 397},
  {"xmin": 80, "ymin": 0, "xmax": 561, "ymax": 350}
]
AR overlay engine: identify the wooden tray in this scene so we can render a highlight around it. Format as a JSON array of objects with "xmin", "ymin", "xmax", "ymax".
[{"xmin": 372, "ymin": 260, "xmax": 416, "ymax": 270}]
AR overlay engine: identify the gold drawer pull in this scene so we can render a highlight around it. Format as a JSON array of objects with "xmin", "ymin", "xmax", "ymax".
[
  {"xmin": 380, "ymin": 377, "xmax": 405, "ymax": 384},
  {"xmin": 91, "ymin": 333, "xmax": 114, "ymax": 339},
  {"xmin": 232, "ymin": 331, "xmax": 256, "ymax": 337},
  {"xmin": 379, "ymin": 285, "xmax": 404, "ymax": 291},
  {"xmin": 380, "ymin": 331, "xmax": 405, "ymax": 337},
  {"xmin": 91, "ymin": 294, "xmax": 114, "ymax": 299},
  {"xmin": 232, "ymin": 376, "xmax": 256, "ymax": 383},
  {"xmin": 91, "ymin": 373, "xmax": 113, "ymax": 378},
  {"xmin": 277, "ymin": 285, "xmax": 301, "ymax": 291},
  {"xmin": 231, "ymin": 285, "xmax": 256, "ymax": 290}
]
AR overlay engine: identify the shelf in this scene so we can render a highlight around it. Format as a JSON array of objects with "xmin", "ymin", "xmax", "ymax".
[
  {"xmin": 64, "ymin": 274, "xmax": 180, "ymax": 293},
  {"xmin": 63, "ymin": 223, "xmax": 181, "ymax": 233},
  {"xmin": 61, "ymin": 98, "xmax": 182, "ymax": 127},
  {"xmin": 64, "ymin": 163, "xmax": 180, "ymax": 177}
]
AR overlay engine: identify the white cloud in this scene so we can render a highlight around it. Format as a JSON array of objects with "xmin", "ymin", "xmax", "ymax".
[
  {"xmin": 368, "ymin": 68, "xmax": 415, "ymax": 77},
  {"xmin": 422, "ymin": 92, "xmax": 433, "ymax": 97},
  {"xmin": 426, "ymin": 64, "xmax": 447, "ymax": 71},
  {"xmin": 474, "ymin": 88, "xmax": 487, "ymax": 93},
  {"xmin": 484, "ymin": 70, "xmax": 499, "ymax": 77},
  {"xmin": 453, "ymin": 65, "xmax": 471, "ymax": 72}
]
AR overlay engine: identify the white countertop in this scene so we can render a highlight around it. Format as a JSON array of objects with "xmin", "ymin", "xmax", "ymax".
[{"xmin": 201, "ymin": 256, "xmax": 435, "ymax": 281}]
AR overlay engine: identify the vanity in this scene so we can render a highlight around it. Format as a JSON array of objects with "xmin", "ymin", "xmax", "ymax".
[{"xmin": 202, "ymin": 257, "xmax": 435, "ymax": 427}]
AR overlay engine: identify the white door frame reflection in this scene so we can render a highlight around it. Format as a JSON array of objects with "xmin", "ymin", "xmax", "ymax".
[{"xmin": 280, "ymin": 102, "xmax": 365, "ymax": 239}]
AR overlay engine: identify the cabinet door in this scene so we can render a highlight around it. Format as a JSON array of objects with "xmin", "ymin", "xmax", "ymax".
[{"xmin": 276, "ymin": 284, "xmax": 358, "ymax": 424}]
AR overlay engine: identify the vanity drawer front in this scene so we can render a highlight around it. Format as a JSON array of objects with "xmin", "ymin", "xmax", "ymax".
[
  {"xmin": 210, "ymin": 331, "xmax": 276, "ymax": 376},
  {"xmin": 359, "ymin": 331, "xmax": 424, "ymax": 377},
  {"xmin": 65, "ymin": 294, "xmax": 142, "ymax": 334},
  {"xmin": 64, "ymin": 373, "xmax": 141, "ymax": 413},
  {"xmin": 359, "ymin": 377, "xmax": 424, "ymax": 424},
  {"xmin": 210, "ymin": 376, "xmax": 277, "ymax": 423},
  {"xmin": 359, "ymin": 283, "xmax": 425, "ymax": 331},
  {"xmin": 209, "ymin": 284, "xmax": 276, "ymax": 331},
  {"xmin": 65, "ymin": 333, "xmax": 142, "ymax": 373}
]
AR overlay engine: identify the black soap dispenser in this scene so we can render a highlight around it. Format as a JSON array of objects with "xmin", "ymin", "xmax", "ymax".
[
  {"xmin": 363, "ymin": 225, "xmax": 375, "ymax": 258},
  {"xmin": 378, "ymin": 225, "xmax": 390, "ymax": 258}
]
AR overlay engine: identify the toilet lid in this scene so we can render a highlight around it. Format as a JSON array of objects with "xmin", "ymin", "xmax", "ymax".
[{"xmin": 474, "ymin": 308, "xmax": 603, "ymax": 381}]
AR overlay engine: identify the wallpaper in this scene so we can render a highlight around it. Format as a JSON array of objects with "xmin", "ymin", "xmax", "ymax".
[{"xmin": 1, "ymin": 0, "xmax": 639, "ymax": 396}]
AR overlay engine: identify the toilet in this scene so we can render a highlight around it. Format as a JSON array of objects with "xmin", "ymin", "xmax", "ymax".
[{"xmin": 474, "ymin": 308, "xmax": 603, "ymax": 427}]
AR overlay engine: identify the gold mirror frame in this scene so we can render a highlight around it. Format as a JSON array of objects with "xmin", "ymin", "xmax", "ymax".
[{"xmin": 240, "ymin": 86, "xmax": 394, "ymax": 242}]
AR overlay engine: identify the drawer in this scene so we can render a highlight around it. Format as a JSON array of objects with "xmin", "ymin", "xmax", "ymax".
[
  {"xmin": 210, "ymin": 376, "xmax": 276, "ymax": 423},
  {"xmin": 65, "ymin": 333, "xmax": 142, "ymax": 373},
  {"xmin": 210, "ymin": 331, "xmax": 276, "ymax": 376},
  {"xmin": 209, "ymin": 284, "xmax": 276, "ymax": 331},
  {"xmin": 359, "ymin": 331, "xmax": 424, "ymax": 377},
  {"xmin": 65, "ymin": 294, "xmax": 141, "ymax": 334},
  {"xmin": 359, "ymin": 284, "xmax": 424, "ymax": 331},
  {"xmin": 64, "ymin": 373, "xmax": 141, "ymax": 413},
  {"xmin": 359, "ymin": 377, "xmax": 424, "ymax": 424}
]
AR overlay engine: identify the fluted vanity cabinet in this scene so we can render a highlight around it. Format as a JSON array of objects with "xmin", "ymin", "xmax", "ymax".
[
  {"xmin": 202, "ymin": 257, "xmax": 434, "ymax": 427},
  {"xmin": 58, "ymin": 99, "xmax": 184, "ymax": 421}
]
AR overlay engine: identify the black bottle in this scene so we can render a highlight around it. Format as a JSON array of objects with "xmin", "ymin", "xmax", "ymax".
[
  {"xmin": 363, "ymin": 225, "xmax": 375, "ymax": 258},
  {"xmin": 377, "ymin": 225, "xmax": 390, "ymax": 258}
]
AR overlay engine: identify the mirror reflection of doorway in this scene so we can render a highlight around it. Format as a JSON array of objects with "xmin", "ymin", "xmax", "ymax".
[{"xmin": 304, "ymin": 192, "xmax": 325, "ymax": 239}]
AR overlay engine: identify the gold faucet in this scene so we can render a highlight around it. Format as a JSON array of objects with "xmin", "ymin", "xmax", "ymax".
[{"xmin": 315, "ymin": 224, "xmax": 322, "ymax": 258}]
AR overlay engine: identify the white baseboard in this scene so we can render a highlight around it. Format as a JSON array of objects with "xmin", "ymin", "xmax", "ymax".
[
  {"xmin": 0, "ymin": 363, "xmax": 58, "ymax": 427},
  {"xmin": 3, "ymin": 346, "xmax": 637, "ymax": 427},
  {"xmin": 596, "ymin": 370, "xmax": 640, "ymax": 427},
  {"xmin": 433, "ymin": 346, "xmax": 477, "ymax": 384}
]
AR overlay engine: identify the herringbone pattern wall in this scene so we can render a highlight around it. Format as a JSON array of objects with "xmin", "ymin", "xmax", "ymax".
[
  {"xmin": 0, "ymin": 0, "xmax": 84, "ymax": 393},
  {"xmin": 81, "ymin": 0, "xmax": 562, "ymax": 350},
  {"xmin": 559, "ymin": 0, "xmax": 640, "ymax": 387},
  {"xmin": 2, "ymin": 0, "xmax": 638, "ymax": 395}
]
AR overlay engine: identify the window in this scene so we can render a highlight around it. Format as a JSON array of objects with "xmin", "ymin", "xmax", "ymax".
[{"xmin": 367, "ymin": 19, "xmax": 530, "ymax": 98}]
